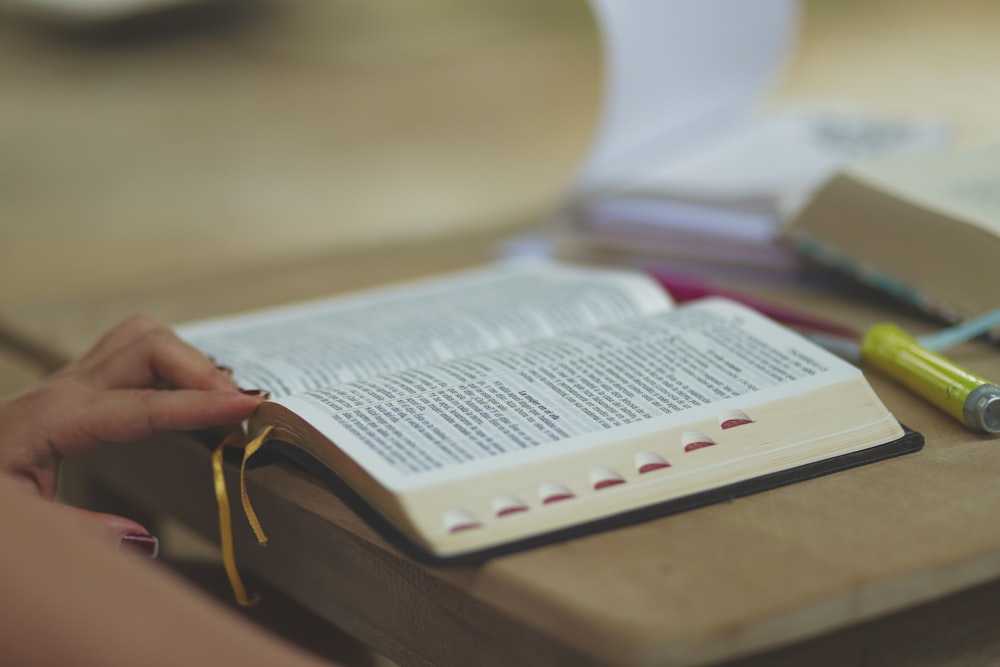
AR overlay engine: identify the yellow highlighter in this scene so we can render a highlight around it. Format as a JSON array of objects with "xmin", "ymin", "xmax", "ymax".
[{"xmin": 861, "ymin": 323, "xmax": 1000, "ymax": 434}]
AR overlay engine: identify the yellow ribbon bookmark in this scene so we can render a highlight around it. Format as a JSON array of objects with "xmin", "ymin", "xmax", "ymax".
[
  {"xmin": 240, "ymin": 425, "xmax": 273, "ymax": 546},
  {"xmin": 211, "ymin": 424, "xmax": 275, "ymax": 606}
]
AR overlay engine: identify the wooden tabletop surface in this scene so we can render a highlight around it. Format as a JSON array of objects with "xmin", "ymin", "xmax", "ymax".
[{"xmin": 4, "ymin": 233, "xmax": 1000, "ymax": 666}]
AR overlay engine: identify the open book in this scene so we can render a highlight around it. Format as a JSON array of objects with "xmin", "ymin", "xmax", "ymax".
[{"xmin": 178, "ymin": 262, "xmax": 921, "ymax": 560}]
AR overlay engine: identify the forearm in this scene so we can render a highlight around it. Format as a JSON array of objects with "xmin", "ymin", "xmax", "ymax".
[{"xmin": 0, "ymin": 476, "xmax": 334, "ymax": 667}]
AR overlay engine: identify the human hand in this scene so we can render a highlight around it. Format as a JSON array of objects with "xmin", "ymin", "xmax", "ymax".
[{"xmin": 0, "ymin": 314, "xmax": 266, "ymax": 550}]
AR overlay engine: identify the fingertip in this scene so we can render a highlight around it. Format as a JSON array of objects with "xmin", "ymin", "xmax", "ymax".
[
  {"xmin": 60, "ymin": 506, "xmax": 156, "ymax": 553},
  {"xmin": 213, "ymin": 388, "xmax": 269, "ymax": 421},
  {"xmin": 118, "ymin": 533, "xmax": 160, "ymax": 558}
]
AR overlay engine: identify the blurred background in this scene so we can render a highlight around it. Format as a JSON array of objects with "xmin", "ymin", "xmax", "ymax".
[
  {"xmin": 1, "ymin": 0, "xmax": 601, "ymax": 304},
  {"xmin": 2, "ymin": 0, "xmax": 999, "ymax": 306}
]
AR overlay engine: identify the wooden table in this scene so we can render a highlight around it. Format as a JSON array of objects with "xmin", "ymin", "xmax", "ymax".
[{"xmin": 5, "ymin": 233, "xmax": 1000, "ymax": 667}]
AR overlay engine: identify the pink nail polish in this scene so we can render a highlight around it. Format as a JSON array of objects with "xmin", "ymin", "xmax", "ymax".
[{"xmin": 118, "ymin": 533, "xmax": 160, "ymax": 558}]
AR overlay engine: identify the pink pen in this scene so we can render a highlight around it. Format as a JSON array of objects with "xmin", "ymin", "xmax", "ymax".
[{"xmin": 646, "ymin": 269, "xmax": 861, "ymax": 341}]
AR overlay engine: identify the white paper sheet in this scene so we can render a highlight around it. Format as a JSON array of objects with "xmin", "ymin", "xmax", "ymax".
[{"xmin": 579, "ymin": 0, "xmax": 799, "ymax": 187}]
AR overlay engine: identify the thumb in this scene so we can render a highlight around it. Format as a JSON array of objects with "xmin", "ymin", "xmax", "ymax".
[{"xmin": 57, "ymin": 505, "xmax": 160, "ymax": 558}]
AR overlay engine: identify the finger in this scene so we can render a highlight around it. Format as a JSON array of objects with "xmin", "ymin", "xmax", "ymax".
[
  {"xmin": 74, "ymin": 314, "xmax": 163, "ymax": 368},
  {"xmin": 89, "ymin": 326, "xmax": 239, "ymax": 393},
  {"xmin": 58, "ymin": 505, "xmax": 159, "ymax": 558},
  {"xmin": 63, "ymin": 388, "xmax": 264, "ymax": 450}
]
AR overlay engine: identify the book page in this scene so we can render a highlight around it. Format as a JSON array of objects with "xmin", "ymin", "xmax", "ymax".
[
  {"xmin": 579, "ymin": 0, "xmax": 797, "ymax": 187},
  {"xmin": 278, "ymin": 298, "xmax": 861, "ymax": 491},
  {"xmin": 178, "ymin": 262, "xmax": 670, "ymax": 397}
]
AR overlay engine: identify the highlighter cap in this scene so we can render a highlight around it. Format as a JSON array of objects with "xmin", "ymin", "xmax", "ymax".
[{"xmin": 964, "ymin": 384, "xmax": 1000, "ymax": 434}]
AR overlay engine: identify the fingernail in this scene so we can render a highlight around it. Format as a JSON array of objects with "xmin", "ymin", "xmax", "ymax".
[
  {"xmin": 240, "ymin": 389, "xmax": 271, "ymax": 399},
  {"xmin": 118, "ymin": 533, "xmax": 160, "ymax": 559}
]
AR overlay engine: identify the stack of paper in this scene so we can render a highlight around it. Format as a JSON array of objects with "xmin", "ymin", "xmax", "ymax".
[{"xmin": 526, "ymin": 0, "xmax": 950, "ymax": 278}]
